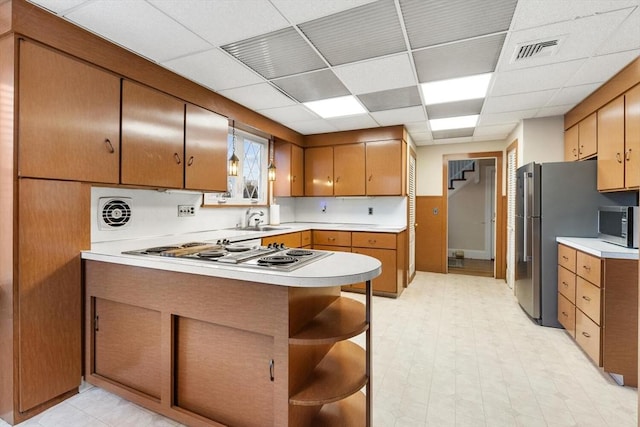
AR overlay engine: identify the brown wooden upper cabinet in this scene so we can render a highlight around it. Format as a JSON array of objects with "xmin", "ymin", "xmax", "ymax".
[
  {"xmin": 274, "ymin": 140, "xmax": 304, "ymax": 197},
  {"xmin": 304, "ymin": 146, "xmax": 334, "ymax": 196},
  {"xmin": 184, "ymin": 104, "xmax": 228, "ymax": 192},
  {"xmin": 334, "ymin": 143, "xmax": 365, "ymax": 196},
  {"xmin": 121, "ymin": 80, "xmax": 185, "ymax": 189},
  {"xmin": 366, "ymin": 139, "xmax": 404, "ymax": 195},
  {"xmin": 625, "ymin": 84, "xmax": 640, "ymax": 189},
  {"xmin": 564, "ymin": 113, "xmax": 597, "ymax": 161},
  {"xmin": 597, "ymin": 96, "xmax": 627, "ymax": 191},
  {"xmin": 304, "ymin": 139, "xmax": 405, "ymax": 196},
  {"xmin": 18, "ymin": 40, "xmax": 120, "ymax": 183}
]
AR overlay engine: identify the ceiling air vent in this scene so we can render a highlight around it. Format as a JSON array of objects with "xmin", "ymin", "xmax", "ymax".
[
  {"xmin": 512, "ymin": 37, "xmax": 564, "ymax": 62},
  {"xmin": 98, "ymin": 197, "xmax": 132, "ymax": 230}
]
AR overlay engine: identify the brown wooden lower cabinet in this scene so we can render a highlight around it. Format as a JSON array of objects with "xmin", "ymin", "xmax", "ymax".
[
  {"xmin": 85, "ymin": 260, "xmax": 371, "ymax": 427},
  {"xmin": 556, "ymin": 243, "xmax": 637, "ymax": 386}
]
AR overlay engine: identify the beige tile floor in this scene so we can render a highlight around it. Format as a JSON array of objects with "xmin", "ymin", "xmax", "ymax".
[{"xmin": 1, "ymin": 272, "xmax": 637, "ymax": 427}]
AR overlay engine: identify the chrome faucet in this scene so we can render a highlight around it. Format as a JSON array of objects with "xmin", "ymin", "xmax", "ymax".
[{"xmin": 245, "ymin": 209, "xmax": 264, "ymax": 228}]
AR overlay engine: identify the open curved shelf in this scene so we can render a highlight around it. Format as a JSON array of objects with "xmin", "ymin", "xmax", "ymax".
[
  {"xmin": 290, "ymin": 297, "xmax": 368, "ymax": 345},
  {"xmin": 310, "ymin": 391, "xmax": 365, "ymax": 427},
  {"xmin": 289, "ymin": 341, "xmax": 366, "ymax": 406}
]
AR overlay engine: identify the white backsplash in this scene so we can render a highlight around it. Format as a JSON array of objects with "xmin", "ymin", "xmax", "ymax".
[{"xmin": 91, "ymin": 187, "xmax": 407, "ymax": 243}]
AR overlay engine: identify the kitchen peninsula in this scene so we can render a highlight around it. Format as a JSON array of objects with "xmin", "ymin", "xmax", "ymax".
[{"xmin": 82, "ymin": 234, "xmax": 380, "ymax": 427}]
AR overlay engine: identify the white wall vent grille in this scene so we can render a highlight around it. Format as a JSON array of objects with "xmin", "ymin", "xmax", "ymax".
[
  {"xmin": 98, "ymin": 197, "xmax": 132, "ymax": 230},
  {"xmin": 512, "ymin": 38, "xmax": 563, "ymax": 62}
]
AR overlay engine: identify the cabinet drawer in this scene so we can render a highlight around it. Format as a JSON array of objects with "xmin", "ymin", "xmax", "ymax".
[
  {"xmin": 557, "ymin": 293, "xmax": 575, "ymax": 338},
  {"xmin": 300, "ymin": 230, "xmax": 311, "ymax": 247},
  {"xmin": 352, "ymin": 232, "xmax": 396, "ymax": 249},
  {"xmin": 312, "ymin": 230, "xmax": 351, "ymax": 247},
  {"xmin": 557, "ymin": 266, "xmax": 576, "ymax": 303},
  {"xmin": 575, "ymin": 310, "xmax": 602, "ymax": 366},
  {"xmin": 558, "ymin": 245, "xmax": 576, "ymax": 272},
  {"xmin": 576, "ymin": 251, "xmax": 601, "ymax": 287},
  {"xmin": 576, "ymin": 277, "xmax": 601, "ymax": 325}
]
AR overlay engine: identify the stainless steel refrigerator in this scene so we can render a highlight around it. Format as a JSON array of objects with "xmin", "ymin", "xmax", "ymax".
[{"xmin": 515, "ymin": 161, "xmax": 636, "ymax": 327}]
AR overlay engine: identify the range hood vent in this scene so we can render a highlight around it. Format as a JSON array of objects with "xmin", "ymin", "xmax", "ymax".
[
  {"xmin": 98, "ymin": 197, "xmax": 132, "ymax": 230},
  {"xmin": 512, "ymin": 37, "xmax": 563, "ymax": 62}
]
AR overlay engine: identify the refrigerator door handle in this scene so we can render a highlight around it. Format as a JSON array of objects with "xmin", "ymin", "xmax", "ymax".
[{"xmin": 523, "ymin": 173, "xmax": 528, "ymax": 259}]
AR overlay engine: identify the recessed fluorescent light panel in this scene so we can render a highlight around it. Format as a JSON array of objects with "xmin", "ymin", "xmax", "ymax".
[
  {"xmin": 421, "ymin": 73, "xmax": 492, "ymax": 105},
  {"xmin": 430, "ymin": 115, "xmax": 479, "ymax": 131},
  {"xmin": 303, "ymin": 95, "xmax": 367, "ymax": 118}
]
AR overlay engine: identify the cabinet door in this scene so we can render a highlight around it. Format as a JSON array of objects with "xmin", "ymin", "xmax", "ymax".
[
  {"xmin": 597, "ymin": 96, "xmax": 625, "ymax": 191},
  {"xmin": 625, "ymin": 84, "xmax": 640, "ymax": 188},
  {"xmin": 305, "ymin": 146, "xmax": 334, "ymax": 196},
  {"xmin": 185, "ymin": 104, "xmax": 228, "ymax": 191},
  {"xmin": 366, "ymin": 140, "xmax": 402, "ymax": 195},
  {"xmin": 352, "ymin": 247, "xmax": 397, "ymax": 294},
  {"xmin": 262, "ymin": 232, "xmax": 301, "ymax": 248},
  {"xmin": 334, "ymin": 143, "xmax": 365, "ymax": 196},
  {"xmin": 291, "ymin": 144, "xmax": 304, "ymax": 196},
  {"xmin": 18, "ymin": 41, "xmax": 120, "ymax": 183},
  {"xmin": 578, "ymin": 113, "xmax": 597, "ymax": 159},
  {"xmin": 564, "ymin": 125, "xmax": 579, "ymax": 161},
  {"xmin": 122, "ymin": 80, "xmax": 185, "ymax": 188},
  {"xmin": 18, "ymin": 179, "xmax": 89, "ymax": 412},
  {"xmin": 274, "ymin": 141, "xmax": 304, "ymax": 197},
  {"xmin": 93, "ymin": 298, "xmax": 161, "ymax": 399}
]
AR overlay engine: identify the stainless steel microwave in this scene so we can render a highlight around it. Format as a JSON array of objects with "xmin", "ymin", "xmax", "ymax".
[{"xmin": 598, "ymin": 206, "xmax": 639, "ymax": 248}]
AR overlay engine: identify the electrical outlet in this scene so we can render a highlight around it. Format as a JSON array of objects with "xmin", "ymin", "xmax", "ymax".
[
  {"xmin": 178, "ymin": 205, "xmax": 196, "ymax": 217},
  {"xmin": 368, "ymin": 207, "xmax": 373, "ymax": 215}
]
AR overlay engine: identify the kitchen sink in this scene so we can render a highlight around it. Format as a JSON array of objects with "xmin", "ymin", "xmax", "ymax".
[{"xmin": 234, "ymin": 226, "xmax": 290, "ymax": 232}]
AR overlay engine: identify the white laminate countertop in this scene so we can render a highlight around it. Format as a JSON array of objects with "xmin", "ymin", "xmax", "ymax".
[
  {"xmin": 556, "ymin": 237, "xmax": 639, "ymax": 260},
  {"xmin": 82, "ymin": 223, "xmax": 395, "ymax": 287}
]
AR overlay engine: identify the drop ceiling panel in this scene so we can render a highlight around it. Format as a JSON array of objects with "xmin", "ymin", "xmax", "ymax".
[
  {"xmin": 483, "ymin": 90, "xmax": 556, "ymax": 114},
  {"xmin": 510, "ymin": 0, "xmax": 639, "ymax": 31},
  {"xmin": 473, "ymin": 123, "xmax": 518, "ymax": 137},
  {"xmin": 371, "ymin": 106, "xmax": 426, "ymax": 126},
  {"xmin": 404, "ymin": 121, "xmax": 430, "ymax": 134},
  {"xmin": 491, "ymin": 59, "xmax": 584, "ymax": 96},
  {"xmin": 434, "ymin": 136, "xmax": 474, "ymax": 145},
  {"xmin": 413, "ymin": 34, "xmax": 505, "ymax": 83},
  {"xmin": 31, "ymin": 0, "xmax": 88, "ymax": 14},
  {"xmin": 498, "ymin": 8, "xmax": 633, "ymax": 72},
  {"xmin": 479, "ymin": 109, "xmax": 538, "ymax": 126},
  {"xmin": 222, "ymin": 27, "xmax": 327, "ymax": 80},
  {"xmin": 272, "ymin": 70, "xmax": 349, "ymax": 102},
  {"xmin": 298, "ymin": 0, "xmax": 406, "ymax": 66},
  {"xmin": 334, "ymin": 53, "xmax": 416, "ymax": 94},
  {"xmin": 257, "ymin": 105, "xmax": 320, "ymax": 123},
  {"xmin": 328, "ymin": 114, "xmax": 380, "ymax": 131},
  {"xmin": 218, "ymin": 83, "xmax": 296, "ymax": 111},
  {"xmin": 149, "ymin": 0, "xmax": 290, "ymax": 47},
  {"xmin": 270, "ymin": 0, "xmax": 379, "ymax": 24},
  {"xmin": 162, "ymin": 48, "xmax": 264, "ymax": 92},
  {"xmin": 432, "ymin": 128, "xmax": 475, "ymax": 139},
  {"xmin": 597, "ymin": 7, "xmax": 640, "ymax": 55},
  {"xmin": 535, "ymin": 105, "xmax": 574, "ymax": 117},
  {"xmin": 547, "ymin": 83, "xmax": 601, "ymax": 107},
  {"xmin": 289, "ymin": 119, "xmax": 340, "ymax": 135},
  {"xmin": 425, "ymin": 99, "xmax": 484, "ymax": 120},
  {"xmin": 66, "ymin": 0, "xmax": 212, "ymax": 63},
  {"xmin": 358, "ymin": 86, "xmax": 422, "ymax": 112},
  {"xmin": 400, "ymin": 0, "xmax": 516, "ymax": 49},
  {"xmin": 565, "ymin": 50, "xmax": 640, "ymax": 87}
]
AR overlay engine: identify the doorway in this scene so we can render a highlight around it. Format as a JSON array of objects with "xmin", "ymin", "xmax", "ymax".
[
  {"xmin": 447, "ymin": 158, "xmax": 496, "ymax": 277},
  {"xmin": 441, "ymin": 151, "xmax": 505, "ymax": 280}
]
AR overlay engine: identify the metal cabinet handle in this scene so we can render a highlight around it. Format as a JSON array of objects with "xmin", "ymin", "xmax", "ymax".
[
  {"xmin": 626, "ymin": 149, "xmax": 632, "ymax": 161},
  {"xmin": 582, "ymin": 265, "xmax": 591, "ymax": 271},
  {"xmin": 292, "ymin": 175, "xmax": 296, "ymax": 182},
  {"xmin": 368, "ymin": 175, "xmax": 373, "ymax": 181},
  {"xmin": 368, "ymin": 239, "xmax": 376, "ymax": 244},
  {"xmin": 582, "ymin": 331, "xmax": 591, "ymax": 338},
  {"xmin": 335, "ymin": 176, "xmax": 340, "ymax": 183},
  {"xmin": 327, "ymin": 176, "xmax": 332, "ymax": 184},
  {"xmin": 174, "ymin": 153, "xmax": 181, "ymax": 164},
  {"xmin": 616, "ymin": 152, "xmax": 623, "ymax": 163},
  {"xmin": 562, "ymin": 255, "xmax": 569, "ymax": 260},
  {"xmin": 582, "ymin": 295, "xmax": 591, "ymax": 302},
  {"xmin": 562, "ymin": 311, "xmax": 568, "ymax": 317},
  {"xmin": 104, "ymin": 138, "xmax": 115, "ymax": 153},
  {"xmin": 187, "ymin": 156, "xmax": 194, "ymax": 166},
  {"xmin": 562, "ymin": 281, "xmax": 569, "ymax": 288},
  {"xmin": 328, "ymin": 237, "xmax": 335, "ymax": 241},
  {"xmin": 269, "ymin": 359, "xmax": 274, "ymax": 381}
]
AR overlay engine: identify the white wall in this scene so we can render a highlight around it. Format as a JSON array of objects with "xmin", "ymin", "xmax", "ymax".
[
  {"xmin": 521, "ymin": 116, "xmax": 565, "ymax": 164},
  {"xmin": 416, "ymin": 139, "xmax": 507, "ymax": 196},
  {"xmin": 292, "ymin": 196, "xmax": 407, "ymax": 225}
]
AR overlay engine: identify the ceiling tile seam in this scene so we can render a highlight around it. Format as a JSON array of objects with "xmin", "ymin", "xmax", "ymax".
[
  {"xmin": 393, "ymin": 0, "xmax": 431, "ymax": 135},
  {"xmin": 512, "ymin": 5, "xmax": 638, "ymax": 33},
  {"xmin": 592, "ymin": 7, "xmax": 638, "ymax": 56},
  {"xmin": 143, "ymin": 0, "xmax": 216, "ymax": 52},
  {"xmin": 409, "ymin": 30, "xmax": 510, "ymax": 57}
]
